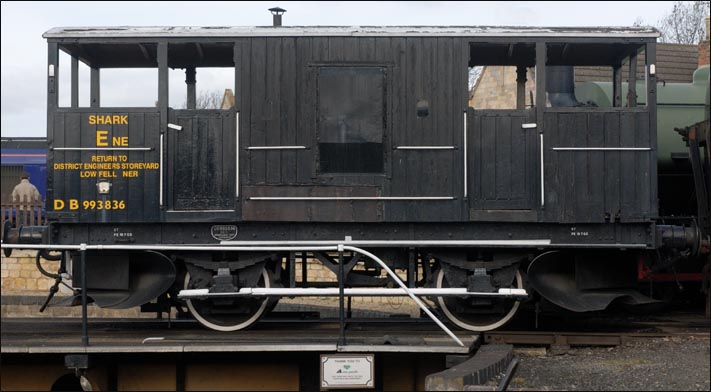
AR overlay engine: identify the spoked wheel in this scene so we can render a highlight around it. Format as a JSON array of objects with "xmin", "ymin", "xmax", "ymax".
[
  {"xmin": 184, "ymin": 267, "xmax": 272, "ymax": 331},
  {"xmin": 435, "ymin": 268, "xmax": 523, "ymax": 332}
]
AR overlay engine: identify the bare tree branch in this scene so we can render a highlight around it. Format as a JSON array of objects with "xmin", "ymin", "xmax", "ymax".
[
  {"xmin": 181, "ymin": 90, "xmax": 224, "ymax": 109},
  {"xmin": 656, "ymin": 1, "xmax": 710, "ymax": 44}
]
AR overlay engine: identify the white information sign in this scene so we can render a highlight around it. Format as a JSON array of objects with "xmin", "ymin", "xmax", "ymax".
[{"xmin": 320, "ymin": 354, "xmax": 374, "ymax": 389}]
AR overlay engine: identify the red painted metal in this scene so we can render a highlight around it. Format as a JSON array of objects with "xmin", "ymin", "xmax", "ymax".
[{"xmin": 637, "ymin": 257, "xmax": 704, "ymax": 282}]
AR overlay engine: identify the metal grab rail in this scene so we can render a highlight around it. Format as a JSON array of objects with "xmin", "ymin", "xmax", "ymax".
[
  {"xmin": 178, "ymin": 287, "xmax": 528, "ymax": 297},
  {"xmin": 1, "ymin": 242, "xmax": 467, "ymax": 346},
  {"xmin": 342, "ymin": 245, "xmax": 464, "ymax": 346}
]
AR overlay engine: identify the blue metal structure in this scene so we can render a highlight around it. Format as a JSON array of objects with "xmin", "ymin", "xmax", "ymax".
[{"xmin": 0, "ymin": 138, "xmax": 48, "ymax": 201}]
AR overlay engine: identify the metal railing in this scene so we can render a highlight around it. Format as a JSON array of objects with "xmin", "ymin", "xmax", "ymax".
[{"xmin": 0, "ymin": 242, "xmax": 484, "ymax": 347}]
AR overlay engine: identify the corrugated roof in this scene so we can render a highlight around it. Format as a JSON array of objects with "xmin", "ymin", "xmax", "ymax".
[{"xmin": 43, "ymin": 25, "xmax": 660, "ymax": 39}]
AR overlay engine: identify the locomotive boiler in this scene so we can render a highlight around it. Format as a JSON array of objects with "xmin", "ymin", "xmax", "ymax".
[{"xmin": 3, "ymin": 22, "xmax": 709, "ymax": 333}]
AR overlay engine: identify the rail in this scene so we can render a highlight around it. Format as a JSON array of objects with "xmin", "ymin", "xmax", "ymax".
[
  {"xmin": 0, "ymin": 242, "xmax": 482, "ymax": 347},
  {"xmin": 0, "ymin": 199, "xmax": 46, "ymax": 238}
]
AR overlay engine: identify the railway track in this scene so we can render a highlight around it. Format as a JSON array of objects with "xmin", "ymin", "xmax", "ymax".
[
  {"xmin": 482, "ymin": 309, "xmax": 710, "ymax": 349},
  {"xmin": 2, "ymin": 300, "xmax": 708, "ymax": 350},
  {"xmin": 484, "ymin": 329, "xmax": 708, "ymax": 349}
]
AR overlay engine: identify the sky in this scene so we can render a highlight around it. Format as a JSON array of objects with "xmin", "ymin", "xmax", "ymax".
[{"xmin": 1, "ymin": 1, "xmax": 681, "ymax": 137}]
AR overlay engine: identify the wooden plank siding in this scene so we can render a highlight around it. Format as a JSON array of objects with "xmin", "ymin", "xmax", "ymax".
[
  {"xmin": 240, "ymin": 37, "xmax": 467, "ymax": 222},
  {"xmin": 468, "ymin": 109, "xmax": 535, "ymax": 212},
  {"xmin": 171, "ymin": 110, "xmax": 236, "ymax": 210},
  {"xmin": 44, "ymin": 34, "xmax": 658, "ymax": 226},
  {"xmin": 49, "ymin": 109, "xmax": 161, "ymax": 222},
  {"xmin": 542, "ymin": 109, "xmax": 656, "ymax": 223}
]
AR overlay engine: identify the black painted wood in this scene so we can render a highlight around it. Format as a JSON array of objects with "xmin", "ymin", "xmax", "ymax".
[
  {"xmin": 470, "ymin": 110, "xmax": 534, "ymax": 211},
  {"xmin": 543, "ymin": 110, "xmax": 655, "ymax": 223},
  {"xmin": 172, "ymin": 110, "xmax": 235, "ymax": 210},
  {"xmin": 50, "ymin": 110, "xmax": 162, "ymax": 223},
  {"xmin": 45, "ymin": 33, "xmax": 657, "ymax": 228}
]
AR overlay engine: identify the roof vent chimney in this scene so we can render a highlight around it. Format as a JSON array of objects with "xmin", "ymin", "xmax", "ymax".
[{"xmin": 269, "ymin": 7, "xmax": 286, "ymax": 27}]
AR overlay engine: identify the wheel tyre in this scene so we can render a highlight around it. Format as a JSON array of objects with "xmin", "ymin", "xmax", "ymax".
[
  {"xmin": 435, "ymin": 268, "xmax": 523, "ymax": 332},
  {"xmin": 184, "ymin": 267, "xmax": 272, "ymax": 332}
]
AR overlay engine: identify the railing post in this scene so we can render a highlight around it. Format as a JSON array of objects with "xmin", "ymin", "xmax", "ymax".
[
  {"xmin": 20, "ymin": 196, "xmax": 26, "ymax": 226},
  {"xmin": 24, "ymin": 195, "xmax": 30, "ymax": 226},
  {"xmin": 338, "ymin": 244, "xmax": 346, "ymax": 346},
  {"xmin": 342, "ymin": 245, "xmax": 465, "ymax": 347},
  {"xmin": 301, "ymin": 252, "xmax": 308, "ymax": 287},
  {"xmin": 1, "ymin": 204, "xmax": 6, "ymax": 238},
  {"xmin": 408, "ymin": 247, "xmax": 416, "ymax": 288},
  {"xmin": 80, "ymin": 243, "xmax": 89, "ymax": 346}
]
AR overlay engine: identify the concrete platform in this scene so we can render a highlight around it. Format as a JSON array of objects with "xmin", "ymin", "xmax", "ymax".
[{"xmin": 1, "ymin": 317, "xmax": 479, "ymax": 355}]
